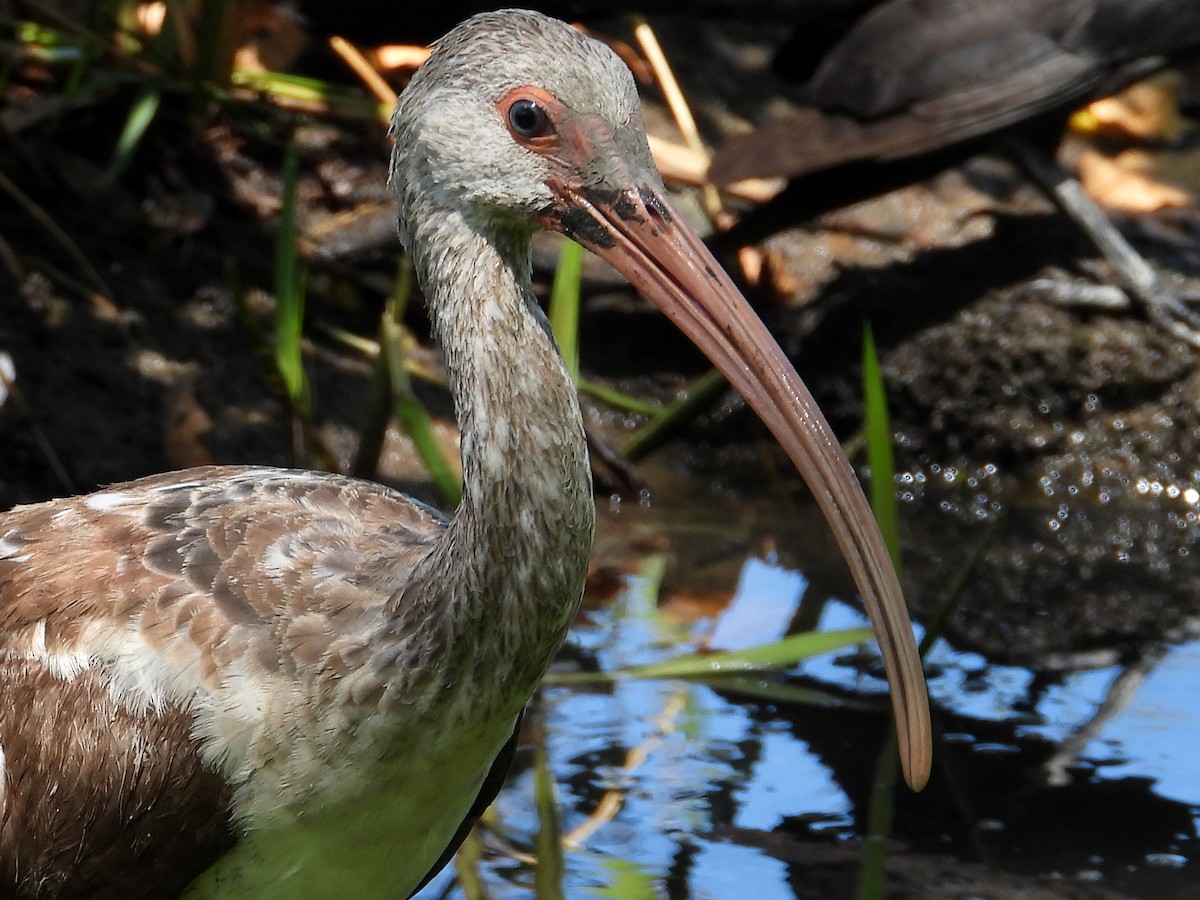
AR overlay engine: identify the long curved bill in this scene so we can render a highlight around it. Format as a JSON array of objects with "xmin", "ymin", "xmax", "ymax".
[{"xmin": 550, "ymin": 183, "xmax": 932, "ymax": 791}]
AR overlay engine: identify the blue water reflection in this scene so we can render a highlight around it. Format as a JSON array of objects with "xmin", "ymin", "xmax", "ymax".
[{"xmin": 428, "ymin": 516, "xmax": 1199, "ymax": 897}]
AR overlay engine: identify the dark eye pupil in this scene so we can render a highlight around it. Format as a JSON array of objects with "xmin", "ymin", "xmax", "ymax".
[{"xmin": 509, "ymin": 99, "xmax": 546, "ymax": 137}]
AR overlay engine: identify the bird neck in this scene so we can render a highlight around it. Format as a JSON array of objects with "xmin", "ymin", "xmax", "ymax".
[{"xmin": 404, "ymin": 209, "xmax": 595, "ymax": 712}]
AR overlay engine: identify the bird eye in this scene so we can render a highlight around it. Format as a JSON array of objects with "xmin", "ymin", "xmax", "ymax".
[{"xmin": 508, "ymin": 98, "xmax": 550, "ymax": 138}]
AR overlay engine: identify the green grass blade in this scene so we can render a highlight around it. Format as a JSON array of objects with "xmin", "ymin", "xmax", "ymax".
[
  {"xmin": 383, "ymin": 317, "xmax": 463, "ymax": 507},
  {"xmin": 624, "ymin": 553, "xmax": 668, "ymax": 623},
  {"xmin": 858, "ymin": 728, "xmax": 899, "ymax": 900},
  {"xmin": 101, "ymin": 86, "xmax": 160, "ymax": 185},
  {"xmin": 273, "ymin": 136, "xmax": 309, "ymax": 417},
  {"xmin": 549, "ymin": 238, "xmax": 583, "ymax": 383},
  {"xmin": 858, "ymin": 324, "xmax": 907, "ymax": 899},
  {"xmin": 382, "ymin": 259, "xmax": 462, "ymax": 506},
  {"xmin": 576, "ymin": 379, "xmax": 662, "ymax": 416},
  {"xmin": 622, "ymin": 368, "xmax": 727, "ymax": 461},
  {"xmin": 862, "ymin": 324, "xmax": 900, "ymax": 576},
  {"xmin": 226, "ymin": 69, "xmax": 386, "ymax": 120},
  {"xmin": 453, "ymin": 827, "xmax": 487, "ymax": 900},
  {"xmin": 321, "ymin": 326, "xmax": 447, "ymax": 388},
  {"xmin": 547, "ymin": 627, "xmax": 872, "ymax": 684},
  {"xmin": 350, "ymin": 333, "xmax": 394, "ymax": 480},
  {"xmin": 344, "ymin": 259, "xmax": 461, "ymax": 502},
  {"xmin": 627, "ymin": 627, "xmax": 873, "ymax": 678},
  {"xmin": 533, "ymin": 726, "xmax": 565, "ymax": 900},
  {"xmin": 589, "ymin": 859, "xmax": 659, "ymax": 899}
]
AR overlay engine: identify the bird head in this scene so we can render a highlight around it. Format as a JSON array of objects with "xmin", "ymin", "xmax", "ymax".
[{"xmin": 390, "ymin": 9, "xmax": 660, "ymax": 244}]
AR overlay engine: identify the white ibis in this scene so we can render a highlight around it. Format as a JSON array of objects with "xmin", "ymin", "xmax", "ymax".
[{"xmin": 0, "ymin": 10, "xmax": 930, "ymax": 899}]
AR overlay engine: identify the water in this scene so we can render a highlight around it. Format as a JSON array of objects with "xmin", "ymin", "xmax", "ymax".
[{"xmin": 420, "ymin": 477, "xmax": 1200, "ymax": 898}]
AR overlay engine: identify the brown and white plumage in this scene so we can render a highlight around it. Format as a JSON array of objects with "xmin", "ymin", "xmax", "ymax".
[
  {"xmin": 0, "ymin": 467, "xmax": 517, "ymax": 897},
  {"xmin": 0, "ymin": 9, "xmax": 929, "ymax": 899}
]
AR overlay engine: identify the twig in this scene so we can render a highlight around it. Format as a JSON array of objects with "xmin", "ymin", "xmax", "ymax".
[
  {"xmin": 329, "ymin": 35, "xmax": 397, "ymax": 107},
  {"xmin": 632, "ymin": 16, "xmax": 722, "ymax": 220}
]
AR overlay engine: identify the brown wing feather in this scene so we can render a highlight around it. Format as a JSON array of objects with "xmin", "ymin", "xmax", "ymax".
[
  {"xmin": 0, "ymin": 466, "xmax": 447, "ymax": 692},
  {"xmin": 0, "ymin": 466, "xmax": 450, "ymax": 898},
  {"xmin": 0, "ymin": 659, "xmax": 235, "ymax": 899}
]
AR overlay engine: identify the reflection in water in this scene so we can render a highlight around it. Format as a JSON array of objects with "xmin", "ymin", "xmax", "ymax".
[{"xmin": 423, "ymin": 483, "xmax": 1199, "ymax": 899}]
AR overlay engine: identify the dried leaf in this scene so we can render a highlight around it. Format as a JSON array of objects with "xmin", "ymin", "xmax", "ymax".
[
  {"xmin": 1078, "ymin": 148, "xmax": 1191, "ymax": 213},
  {"xmin": 1071, "ymin": 77, "xmax": 1186, "ymax": 142}
]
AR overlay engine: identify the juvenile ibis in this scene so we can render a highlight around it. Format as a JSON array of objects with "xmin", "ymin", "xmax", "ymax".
[{"xmin": 0, "ymin": 10, "xmax": 930, "ymax": 899}]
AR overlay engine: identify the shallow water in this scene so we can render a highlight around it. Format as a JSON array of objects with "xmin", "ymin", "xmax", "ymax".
[{"xmin": 419, "ymin": 462, "xmax": 1200, "ymax": 899}]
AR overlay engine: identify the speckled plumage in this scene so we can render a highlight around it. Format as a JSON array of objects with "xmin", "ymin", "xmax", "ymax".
[
  {"xmin": 1, "ymin": 458, "xmax": 589, "ymax": 896},
  {"xmin": 0, "ymin": 7, "xmax": 929, "ymax": 899},
  {"xmin": 0, "ymin": 10, "xmax": 602, "ymax": 898}
]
